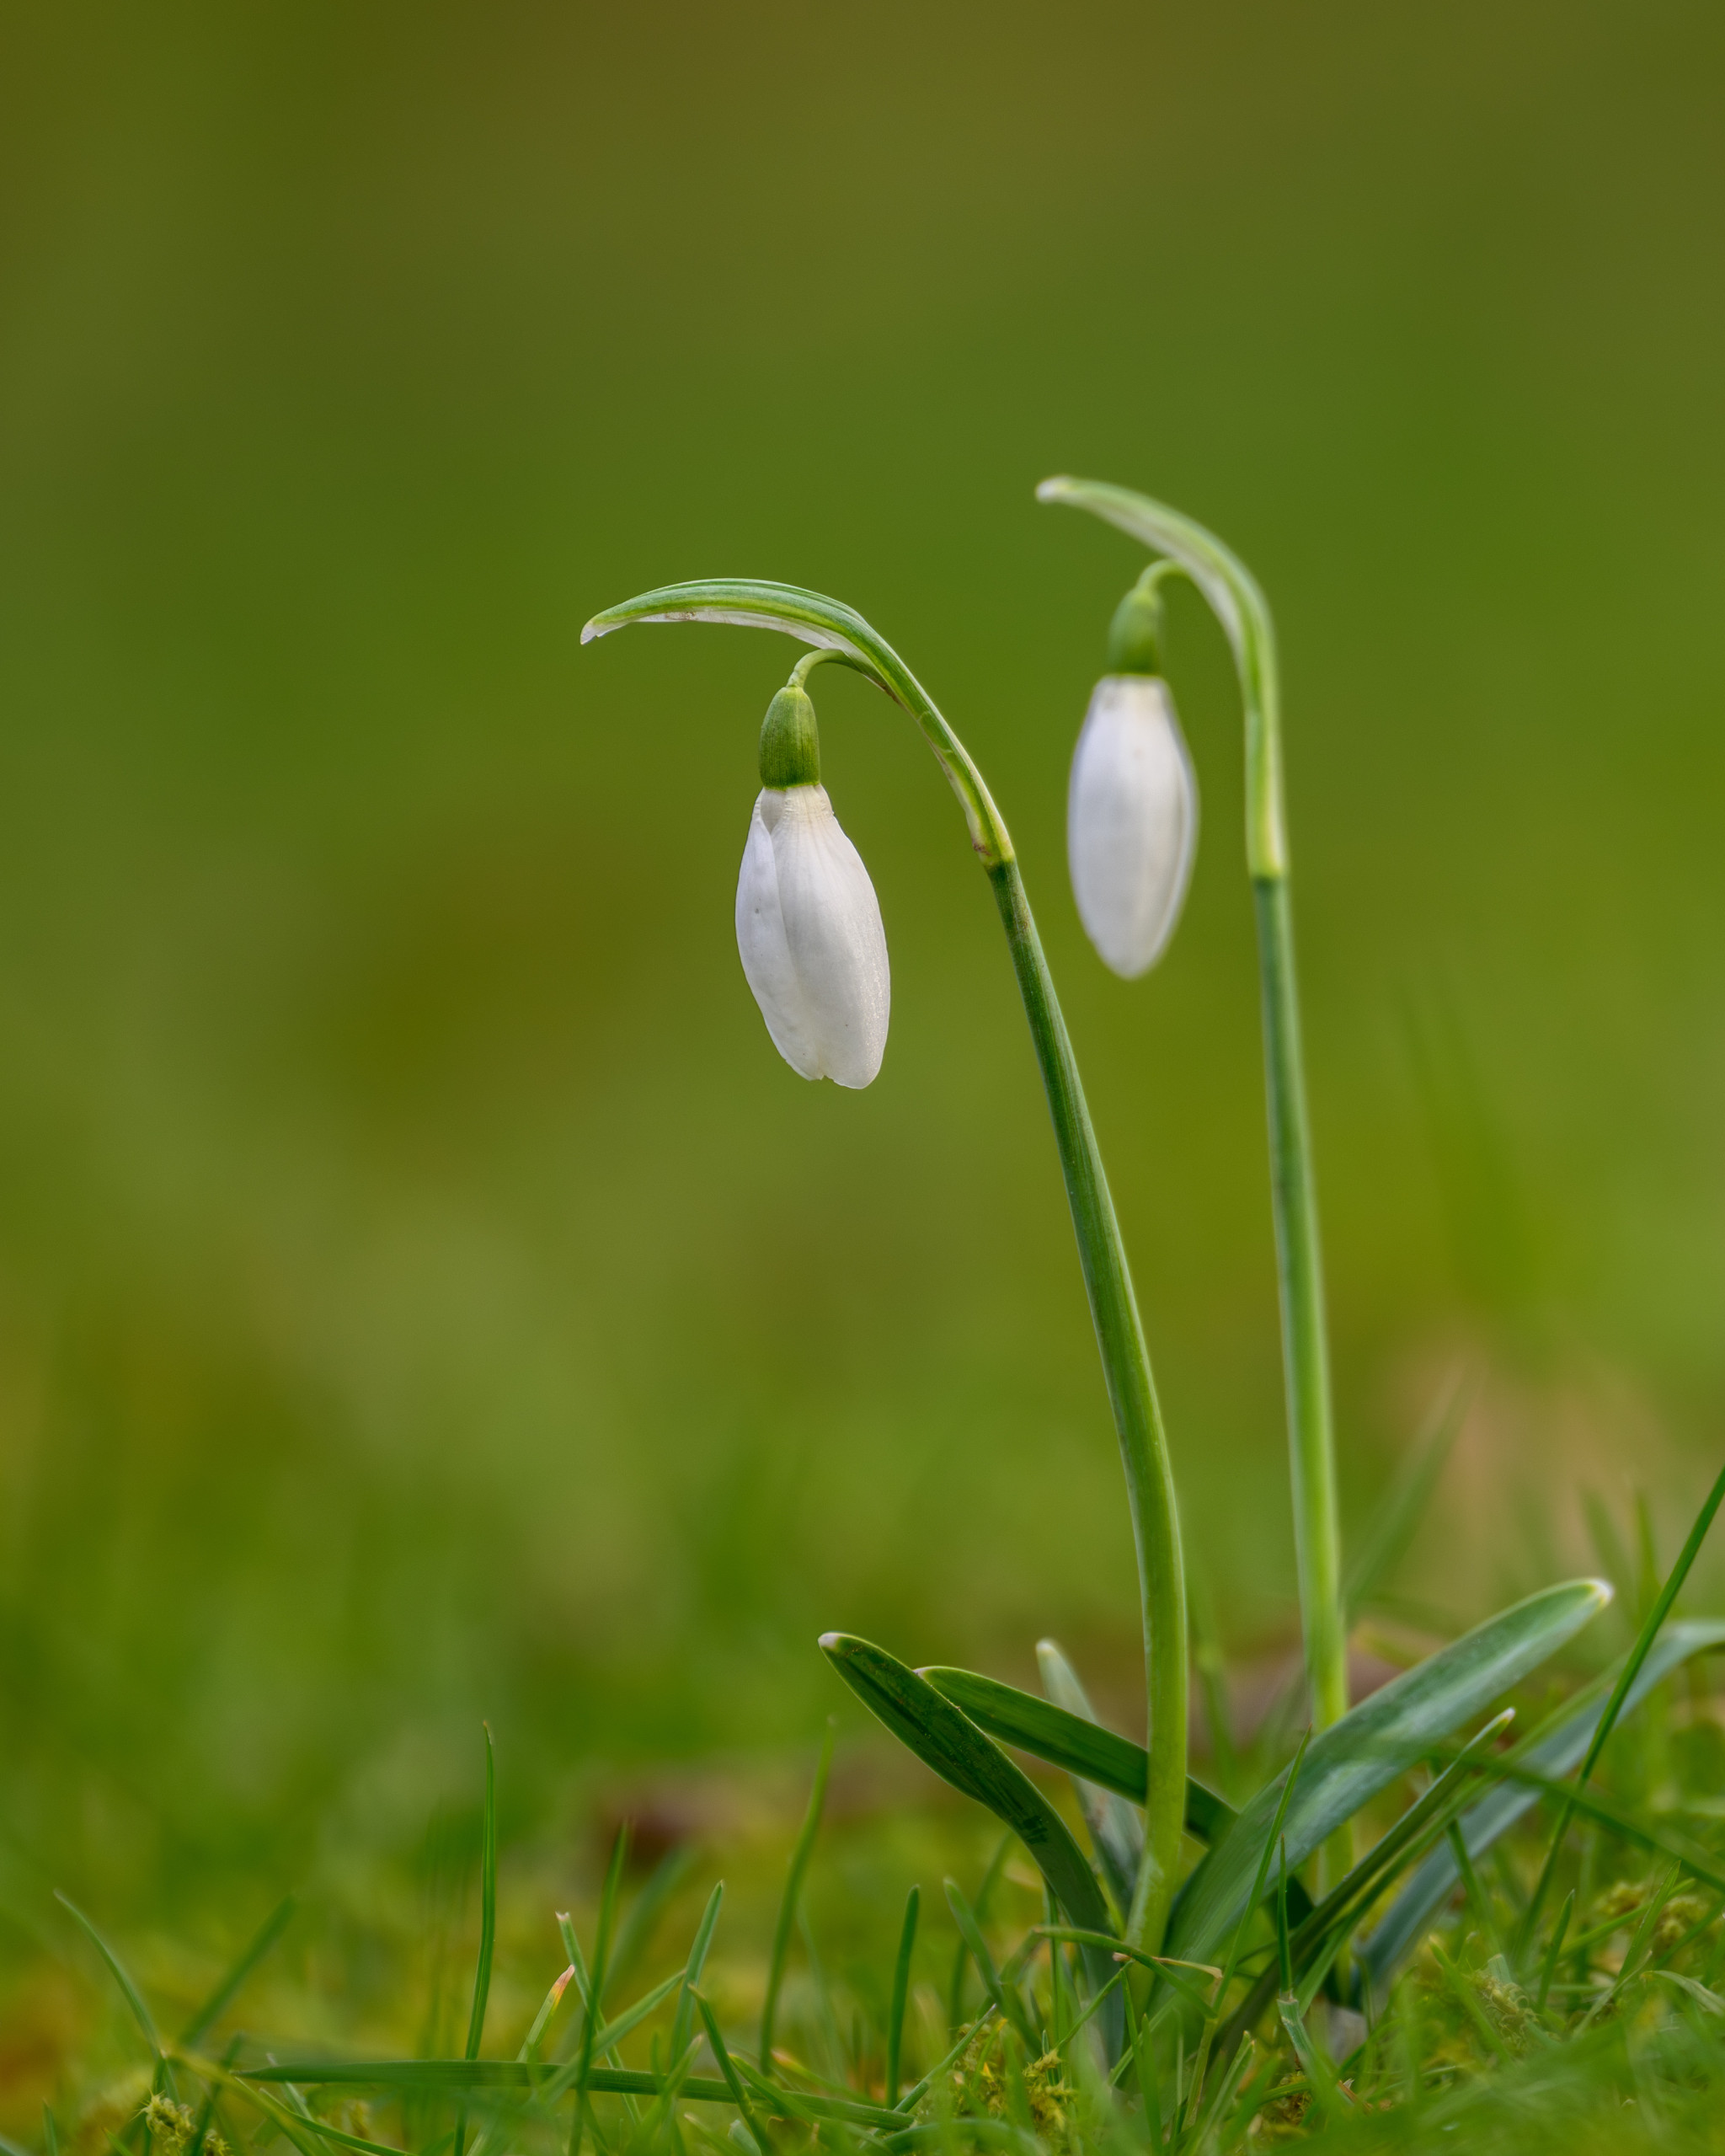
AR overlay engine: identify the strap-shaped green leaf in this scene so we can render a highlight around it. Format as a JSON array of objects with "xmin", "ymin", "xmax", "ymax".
[
  {"xmin": 921, "ymin": 1664, "xmax": 1235, "ymax": 1842},
  {"xmin": 1167, "ymin": 1577, "xmax": 1610, "ymax": 1960},
  {"xmin": 820, "ymin": 1634, "xmax": 1111, "ymax": 1939}
]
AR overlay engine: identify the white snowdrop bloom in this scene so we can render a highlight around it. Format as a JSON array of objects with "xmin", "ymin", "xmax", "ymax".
[
  {"xmin": 1067, "ymin": 674, "xmax": 1199, "ymax": 978},
  {"xmin": 736, "ymin": 783, "xmax": 890, "ymax": 1088}
]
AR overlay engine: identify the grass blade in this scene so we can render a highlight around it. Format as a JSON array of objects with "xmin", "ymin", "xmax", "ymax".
[
  {"xmin": 893, "ymin": 2006, "xmax": 998, "ymax": 2116},
  {"xmin": 466, "ymin": 1725, "xmax": 498, "ymax": 2061},
  {"xmin": 179, "ymin": 1894, "xmax": 296, "ymax": 2049},
  {"xmin": 1520, "ymin": 1463, "xmax": 1725, "ymax": 1952},
  {"xmin": 1276, "ymin": 1994, "xmax": 1346, "ymax": 2118},
  {"xmin": 519, "ymin": 1966, "xmax": 576, "ymax": 2061},
  {"xmin": 574, "ymin": 1824, "xmax": 631, "ymax": 2097},
  {"xmin": 1167, "ymin": 1578, "xmax": 1610, "ymax": 1961},
  {"xmin": 531, "ymin": 1968, "xmax": 691, "ymax": 2110},
  {"xmin": 1535, "ymin": 1890, "xmax": 1574, "ymax": 2013},
  {"xmin": 241, "ymin": 2058, "xmax": 900, "ymax": 2128},
  {"xmin": 1220, "ymin": 1731, "xmax": 1310, "ymax": 2005},
  {"xmin": 1188, "ymin": 1731, "xmax": 1311, "ymax": 2100},
  {"xmin": 1428, "ymin": 1938, "xmax": 1513, "ymax": 2064},
  {"xmin": 1359, "ymin": 1618, "xmax": 1725, "ymax": 1996},
  {"xmin": 1189, "ymin": 1564, "xmax": 1242, "ymax": 1802},
  {"xmin": 944, "ymin": 1879, "xmax": 1033, "ymax": 2048},
  {"xmin": 692, "ymin": 1992, "xmax": 766, "ymax": 2152},
  {"xmin": 1489, "ymin": 1756, "xmax": 1725, "ymax": 1890},
  {"xmin": 1130, "ymin": 2003, "xmax": 1162, "ymax": 2152},
  {"xmin": 1035, "ymin": 1640, "xmax": 1145, "ymax": 1918},
  {"xmin": 1220, "ymin": 1710, "xmax": 1514, "ymax": 2042},
  {"xmin": 621, "ymin": 2038, "xmax": 696, "ymax": 2153},
  {"xmin": 594, "ymin": 1970, "xmax": 686, "ymax": 2059},
  {"xmin": 949, "ymin": 1834, "xmax": 1011, "ymax": 2036},
  {"xmin": 1033, "ymin": 1925, "xmax": 1216, "ymax": 2012},
  {"xmin": 237, "ymin": 2081, "xmax": 414, "ymax": 2156},
  {"xmin": 54, "ymin": 1893, "xmax": 162, "ymax": 2062},
  {"xmin": 886, "ymin": 1884, "xmax": 919, "ymax": 2105},
  {"xmin": 607, "ymin": 1845, "xmax": 696, "ymax": 2004},
  {"xmin": 1343, "ymin": 1370, "xmax": 1472, "ymax": 1619},
  {"xmin": 734, "ymin": 2057, "xmax": 903, "ymax": 2133},
  {"xmin": 760, "ymin": 1722, "xmax": 833, "ymax": 2069},
  {"xmin": 1577, "ymin": 1469, "xmax": 1725, "ymax": 1790},
  {"xmin": 668, "ymin": 1880, "xmax": 724, "ymax": 2067}
]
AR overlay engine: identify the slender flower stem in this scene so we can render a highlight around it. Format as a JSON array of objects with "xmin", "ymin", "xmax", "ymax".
[
  {"xmin": 1255, "ymin": 878, "xmax": 1346, "ymax": 1731},
  {"xmin": 1037, "ymin": 479, "xmax": 1348, "ymax": 1744},
  {"xmin": 582, "ymin": 578, "xmax": 1188, "ymax": 1950},
  {"xmin": 989, "ymin": 853, "xmax": 1188, "ymax": 1950}
]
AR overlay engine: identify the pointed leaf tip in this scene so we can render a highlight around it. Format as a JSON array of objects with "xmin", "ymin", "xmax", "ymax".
[{"xmin": 1035, "ymin": 477, "xmax": 1073, "ymax": 501}]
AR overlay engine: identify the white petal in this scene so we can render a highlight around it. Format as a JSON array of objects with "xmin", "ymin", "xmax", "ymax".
[
  {"xmin": 736, "ymin": 794, "xmax": 822, "ymax": 1079},
  {"xmin": 734, "ymin": 786, "xmax": 890, "ymax": 1087},
  {"xmin": 1067, "ymin": 676, "xmax": 1199, "ymax": 978}
]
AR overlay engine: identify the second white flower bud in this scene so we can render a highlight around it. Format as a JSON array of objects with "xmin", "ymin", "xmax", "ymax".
[
  {"xmin": 1066, "ymin": 569, "xmax": 1199, "ymax": 979},
  {"xmin": 1067, "ymin": 674, "xmax": 1199, "ymax": 979}
]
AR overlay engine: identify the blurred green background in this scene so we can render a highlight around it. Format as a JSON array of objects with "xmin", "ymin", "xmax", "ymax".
[{"xmin": 3, "ymin": 0, "xmax": 1724, "ymax": 2008}]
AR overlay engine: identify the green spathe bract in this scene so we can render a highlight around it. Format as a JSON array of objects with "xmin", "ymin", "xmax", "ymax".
[
  {"xmin": 584, "ymin": 576, "xmax": 1188, "ymax": 1952},
  {"xmin": 756, "ymin": 681, "xmax": 820, "ymax": 789},
  {"xmin": 1040, "ymin": 477, "xmax": 1348, "ymax": 1763},
  {"xmin": 1106, "ymin": 565, "xmax": 1175, "ymax": 677}
]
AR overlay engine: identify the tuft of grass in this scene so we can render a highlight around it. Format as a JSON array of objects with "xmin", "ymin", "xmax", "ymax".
[{"xmin": 39, "ymin": 1473, "xmax": 1725, "ymax": 2156}]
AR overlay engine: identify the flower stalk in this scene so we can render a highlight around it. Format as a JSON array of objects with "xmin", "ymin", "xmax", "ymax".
[
  {"xmin": 582, "ymin": 580, "xmax": 1188, "ymax": 1950},
  {"xmin": 1039, "ymin": 479, "xmax": 1348, "ymax": 1744}
]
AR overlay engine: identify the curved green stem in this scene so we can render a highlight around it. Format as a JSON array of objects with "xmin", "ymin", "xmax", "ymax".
[
  {"xmin": 1038, "ymin": 479, "xmax": 1348, "ymax": 1740},
  {"xmin": 583, "ymin": 578, "xmax": 1188, "ymax": 1948},
  {"xmin": 987, "ymin": 856, "xmax": 1188, "ymax": 1943}
]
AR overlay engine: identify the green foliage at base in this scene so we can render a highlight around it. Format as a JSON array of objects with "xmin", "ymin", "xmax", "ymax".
[{"xmin": 37, "ymin": 1510, "xmax": 1725, "ymax": 2156}]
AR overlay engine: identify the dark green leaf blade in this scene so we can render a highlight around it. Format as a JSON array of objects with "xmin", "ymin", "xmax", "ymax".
[
  {"xmin": 1167, "ymin": 1578, "xmax": 1610, "ymax": 1960},
  {"xmin": 919, "ymin": 1665, "xmax": 1235, "ymax": 1841},
  {"xmin": 822, "ymin": 1634, "xmax": 1109, "ymax": 1936}
]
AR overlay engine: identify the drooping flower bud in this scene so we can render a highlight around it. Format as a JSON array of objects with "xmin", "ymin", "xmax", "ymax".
[
  {"xmin": 1067, "ymin": 673, "xmax": 1198, "ymax": 979},
  {"xmin": 735, "ymin": 682, "xmax": 889, "ymax": 1087}
]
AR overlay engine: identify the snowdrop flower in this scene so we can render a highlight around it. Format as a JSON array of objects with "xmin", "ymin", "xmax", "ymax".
[
  {"xmin": 735, "ymin": 680, "xmax": 889, "ymax": 1087},
  {"xmin": 1066, "ymin": 570, "xmax": 1198, "ymax": 979}
]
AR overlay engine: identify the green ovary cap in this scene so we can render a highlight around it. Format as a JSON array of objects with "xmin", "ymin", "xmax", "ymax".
[
  {"xmin": 758, "ymin": 683, "xmax": 821, "ymax": 788},
  {"xmin": 1107, "ymin": 575, "xmax": 1166, "ymax": 676}
]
